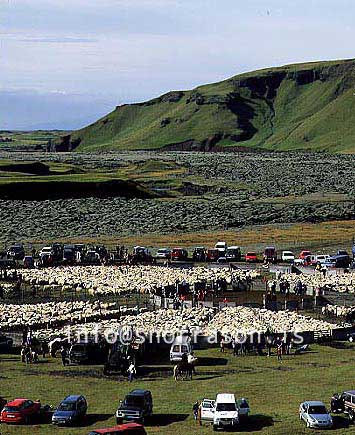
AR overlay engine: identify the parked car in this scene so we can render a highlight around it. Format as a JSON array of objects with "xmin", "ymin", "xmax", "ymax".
[
  {"xmin": 199, "ymin": 399, "xmax": 215, "ymax": 423},
  {"xmin": 116, "ymin": 390, "xmax": 153, "ymax": 425},
  {"xmin": 155, "ymin": 248, "xmax": 171, "ymax": 259},
  {"xmin": 325, "ymin": 255, "xmax": 351, "ymax": 269},
  {"xmin": 263, "ymin": 246, "xmax": 277, "ymax": 263},
  {"xmin": 192, "ymin": 247, "xmax": 206, "ymax": 262},
  {"xmin": 69, "ymin": 341, "xmax": 107, "ymax": 365},
  {"xmin": 89, "ymin": 423, "xmax": 147, "ymax": 434},
  {"xmin": 52, "ymin": 395, "xmax": 87, "ymax": 426},
  {"xmin": 82, "ymin": 250, "xmax": 101, "ymax": 265},
  {"xmin": 213, "ymin": 393, "xmax": 239, "ymax": 431},
  {"xmin": 0, "ymin": 398, "xmax": 41, "ymax": 424},
  {"xmin": 299, "ymin": 250, "xmax": 312, "ymax": 260},
  {"xmin": 215, "ymin": 241, "xmax": 227, "ymax": 255},
  {"xmin": 63, "ymin": 244, "xmax": 76, "ymax": 264},
  {"xmin": 170, "ymin": 335, "xmax": 192, "ymax": 363},
  {"xmin": 337, "ymin": 250, "xmax": 349, "ymax": 256},
  {"xmin": 281, "ymin": 251, "xmax": 295, "ymax": 262},
  {"xmin": 340, "ymin": 390, "xmax": 355, "ymax": 422},
  {"xmin": 7, "ymin": 243, "xmax": 25, "ymax": 260},
  {"xmin": 245, "ymin": 252, "xmax": 258, "ymax": 263},
  {"xmin": 0, "ymin": 335, "xmax": 13, "ymax": 352},
  {"xmin": 299, "ymin": 401, "xmax": 333, "ymax": 429},
  {"xmin": 226, "ymin": 246, "xmax": 241, "ymax": 262},
  {"xmin": 23, "ymin": 255, "xmax": 34, "ymax": 268},
  {"xmin": 315, "ymin": 254, "xmax": 330, "ymax": 264},
  {"xmin": 206, "ymin": 249, "xmax": 220, "ymax": 262},
  {"xmin": 171, "ymin": 248, "xmax": 188, "ymax": 261}
]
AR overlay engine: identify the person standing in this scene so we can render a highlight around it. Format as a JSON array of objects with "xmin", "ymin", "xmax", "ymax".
[
  {"xmin": 60, "ymin": 346, "xmax": 67, "ymax": 366},
  {"xmin": 193, "ymin": 401, "xmax": 199, "ymax": 421},
  {"xmin": 127, "ymin": 362, "xmax": 136, "ymax": 382}
]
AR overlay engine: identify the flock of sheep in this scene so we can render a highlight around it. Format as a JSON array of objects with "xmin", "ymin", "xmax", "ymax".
[
  {"xmin": 283, "ymin": 271, "xmax": 355, "ymax": 294},
  {"xmin": 0, "ymin": 300, "xmax": 143, "ymax": 330},
  {"xmin": 16, "ymin": 265, "xmax": 255, "ymax": 296},
  {"xmin": 30, "ymin": 306, "xmax": 340, "ymax": 343}
]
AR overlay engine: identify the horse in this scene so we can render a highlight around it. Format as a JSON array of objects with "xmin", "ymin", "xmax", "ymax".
[{"xmin": 173, "ymin": 361, "xmax": 193, "ymax": 381}]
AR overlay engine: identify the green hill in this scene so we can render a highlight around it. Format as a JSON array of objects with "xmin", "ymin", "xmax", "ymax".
[{"xmin": 61, "ymin": 59, "xmax": 355, "ymax": 153}]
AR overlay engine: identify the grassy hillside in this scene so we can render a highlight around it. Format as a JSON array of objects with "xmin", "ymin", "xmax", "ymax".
[{"xmin": 60, "ymin": 59, "xmax": 355, "ymax": 153}]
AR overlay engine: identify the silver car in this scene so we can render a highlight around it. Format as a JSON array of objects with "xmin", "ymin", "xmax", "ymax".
[{"xmin": 299, "ymin": 401, "xmax": 333, "ymax": 429}]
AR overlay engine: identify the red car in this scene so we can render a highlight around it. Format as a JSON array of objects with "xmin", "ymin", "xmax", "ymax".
[
  {"xmin": 0, "ymin": 398, "xmax": 41, "ymax": 424},
  {"xmin": 89, "ymin": 422, "xmax": 147, "ymax": 434},
  {"xmin": 206, "ymin": 248, "xmax": 219, "ymax": 262},
  {"xmin": 171, "ymin": 248, "xmax": 188, "ymax": 261},
  {"xmin": 299, "ymin": 250, "xmax": 312, "ymax": 260},
  {"xmin": 245, "ymin": 252, "xmax": 257, "ymax": 262}
]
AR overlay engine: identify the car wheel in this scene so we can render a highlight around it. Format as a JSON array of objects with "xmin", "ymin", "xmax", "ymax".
[
  {"xmin": 349, "ymin": 410, "xmax": 355, "ymax": 422},
  {"xmin": 116, "ymin": 418, "xmax": 123, "ymax": 425},
  {"xmin": 213, "ymin": 425, "xmax": 218, "ymax": 431}
]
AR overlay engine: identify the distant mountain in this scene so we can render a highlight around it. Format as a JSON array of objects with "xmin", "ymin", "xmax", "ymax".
[{"xmin": 60, "ymin": 59, "xmax": 355, "ymax": 153}]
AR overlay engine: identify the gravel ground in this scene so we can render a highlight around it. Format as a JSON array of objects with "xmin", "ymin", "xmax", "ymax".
[{"xmin": 0, "ymin": 151, "xmax": 354, "ymax": 243}]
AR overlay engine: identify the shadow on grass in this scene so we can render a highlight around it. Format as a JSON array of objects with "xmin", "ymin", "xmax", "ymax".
[
  {"xmin": 146, "ymin": 413, "xmax": 189, "ymax": 426},
  {"xmin": 332, "ymin": 415, "xmax": 350, "ymax": 429},
  {"xmin": 238, "ymin": 414, "xmax": 274, "ymax": 432},
  {"xmin": 197, "ymin": 357, "xmax": 228, "ymax": 366},
  {"xmin": 79, "ymin": 413, "xmax": 113, "ymax": 427}
]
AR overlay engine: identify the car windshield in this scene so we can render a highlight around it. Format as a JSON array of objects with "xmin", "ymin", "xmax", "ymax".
[
  {"xmin": 124, "ymin": 396, "xmax": 144, "ymax": 407},
  {"xmin": 58, "ymin": 402, "xmax": 76, "ymax": 411},
  {"xmin": 203, "ymin": 402, "xmax": 214, "ymax": 408},
  {"xmin": 216, "ymin": 403, "xmax": 237, "ymax": 411},
  {"xmin": 4, "ymin": 406, "xmax": 20, "ymax": 412},
  {"xmin": 308, "ymin": 406, "xmax": 327, "ymax": 414}
]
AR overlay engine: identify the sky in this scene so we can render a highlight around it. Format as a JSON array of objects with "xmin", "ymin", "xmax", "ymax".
[{"xmin": 1, "ymin": 0, "xmax": 355, "ymax": 130}]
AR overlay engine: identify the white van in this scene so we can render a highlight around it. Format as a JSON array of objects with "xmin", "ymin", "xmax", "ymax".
[
  {"xmin": 169, "ymin": 336, "xmax": 192, "ymax": 363},
  {"xmin": 213, "ymin": 393, "xmax": 239, "ymax": 430}
]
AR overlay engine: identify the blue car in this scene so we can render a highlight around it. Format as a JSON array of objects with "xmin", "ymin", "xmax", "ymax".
[{"xmin": 52, "ymin": 395, "xmax": 87, "ymax": 426}]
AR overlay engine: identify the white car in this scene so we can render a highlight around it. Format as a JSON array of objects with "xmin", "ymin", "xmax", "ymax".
[
  {"xmin": 200, "ymin": 399, "xmax": 215, "ymax": 422},
  {"xmin": 316, "ymin": 254, "xmax": 330, "ymax": 264},
  {"xmin": 215, "ymin": 241, "xmax": 227, "ymax": 254},
  {"xmin": 213, "ymin": 393, "xmax": 239, "ymax": 431},
  {"xmin": 299, "ymin": 401, "xmax": 333, "ymax": 429},
  {"xmin": 282, "ymin": 251, "xmax": 295, "ymax": 262},
  {"xmin": 156, "ymin": 248, "xmax": 171, "ymax": 259}
]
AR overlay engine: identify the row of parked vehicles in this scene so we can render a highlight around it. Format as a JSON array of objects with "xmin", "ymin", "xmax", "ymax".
[
  {"xmin": 3, "ymin": 241, "xmax": 355, "ymax": 268},
  {"xmin": 0, "ymin": 391, "xmax": 149, "ymax": 434},
  {"xmin": 280, "ymin": 249, "xmax": 354, "ymax": 268}
]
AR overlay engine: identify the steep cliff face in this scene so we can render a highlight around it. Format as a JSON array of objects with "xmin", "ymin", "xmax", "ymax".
[{"xmin": 58, "ymin": 59, "xmax": 355, "ymax": 153}]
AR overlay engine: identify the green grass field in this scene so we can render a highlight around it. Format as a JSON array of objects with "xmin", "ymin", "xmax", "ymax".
[{"xmin": 0, "ymin": 344, "xmax": 354, "ymax": 434}]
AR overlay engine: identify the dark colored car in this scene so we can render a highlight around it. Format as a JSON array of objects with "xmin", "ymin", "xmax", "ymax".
[
  {"xmin": 63, "ymin": 244, "xmax": 76, "ymax": 263},
  {"xmin": 171, "ymin": 248, "xmax": 188, "ymax": 261},
  {"xmin": 7, "ymin": 244, "xmax": 25, "ymax": 260},
  {"xmin": 226, "ymin": 246, "xmax": 242, "ymax": 262},
  {"xmin": 69, "ymin": 342, "xmax": 108, "ymax": 365},
  {"xmin": 116, "ymin": 390, "xmax": 153, "ymax": 424},
  {"xmin": 0, "ymin": 335, "xmax": 13, "ymax": 352},
  {"xmin": 52, "ymin": 395, "xmax": 87, "ymax": 426},
  {"xmin": 0, "ymin": 398, "xmax": 41, "ymax": 424},
  {"xmin": 89, "ymin": 422, "xmax": 147, "ymax": 434},
  {"xmin": 263, "ymin": 246, "xmax": 277, "ymax": 263},
  {"xmin": 192, "ymin": 247, "xmax": 206, "ymax": 262},
  {"xmin": 325, "ymin": 255, "xmax": 351, "ymax": 269}
]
